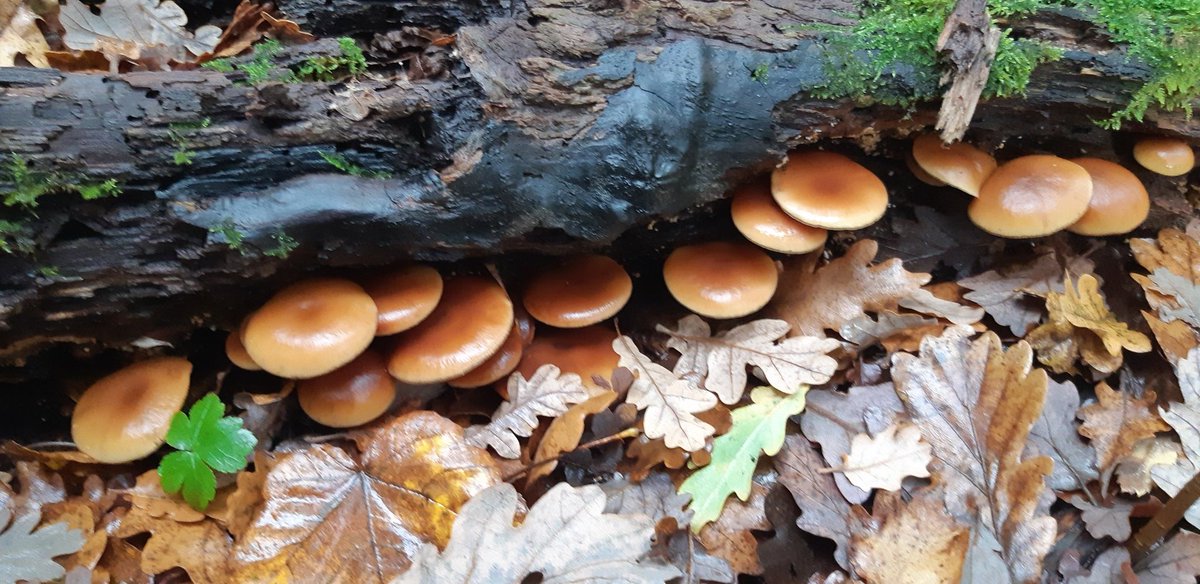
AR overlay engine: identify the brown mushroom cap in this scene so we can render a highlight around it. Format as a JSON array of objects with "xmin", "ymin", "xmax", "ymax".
[
  {"xmin": 522, "ymin": 255, "xmax": 632, "ymax": 328},
  {"xmin": 911, "ymin": 134, "xmax": 998, "ymax": 196},
  {"xmin": 242, "ymin": 279, "xmax": 379, "ymax": 379},
  {"xmin": 1133, "ymin": 137, "xmax": 1195, "ymax": 177},
  {"xmin": 387, "ymin": 276, "xmax": 514, "ymax": 383},
  {"xmin": 771, "ymin": 151, "xmax": 889, "ymax": 230},
  {"xmin": 731, "ymin": 181, "xmax": 828, "ymax": 254},
  {"xmin": 71, "ymin": 357, "xmax": 192, "ymax": 463},
  {"xmin": 663, "ymin": 241, "xmax": 778, "ymax": 319},
  {"xmin": 906, "ymin": 152, "xmax": 947, "ymax": 186},
  {"xmin": 225, "ymin": 329, "xmax": 261, "ymax": 371},
  {"xmin": 516, "ymin": 324, "xmax": 618, "ymax": 390},
  {"xmin": 297, "ymin": 350, "xmax": 395, "ymax": 428},
  {"xmin": 1067, "ymin": 157, "xmax": 1150, "ymax": 236},
  {"xmin": 968, "ymin": 155, "xmax": 1094, "ymax": 238},
  {"xmin": 362, "ymin": 264, "xmax": 444, "ymax": 336},
  {"xmin": 448, "ymin": 323, "xmax": 525, "ymax": 388}
]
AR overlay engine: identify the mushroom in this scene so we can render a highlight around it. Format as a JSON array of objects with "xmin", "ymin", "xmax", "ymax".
[
  {"xmin": 1133, "ymin": 137, "xmax": 1195, "ymax": 177},
  {"xmin": 241, "ymin": 279, "xmax": 379, "ymax": 379},
  {"xmin": 516, "ymin": 324, "xmax": 619, "ymax": 390},
  {"xmin": 297, "ymin": 350, "xmax": 396, "ymax": 428},
  {"xmin": 910, "ymin": 134, "xmax": 998, "ymax": 196},
  {"xmin": 361, "ymin": 264, "xmax": 444, "ymax": 336},
  {"xmin": 730, "ymin": 180, "xmax": 828, "ymax": 254},
  {"xmin": 663, "ymin": 241, "xmax": 778, "ymax": 319},
  {"xmin": 387, "ymin": 275, "xmax": 514, "ymax": 383},
  {"xmin": 906, "ymin": 152, "xmax": 947, "ymax": 187},
  {"xmin": 224, "ymin": 326, "xmax": 261, "ymax": 371},
  {"xmin": 71, "ymin": 357, "xmax": 192, "ymax": 463},
  {"xmin": 448, "ymin": 323, "xmax": 525, "ymax": 388},
  {"xmin": 968, "ymin": 155, "xmax": 1093, "ymax": 238},
  {"xmin": 522, "ymin": 255, "xmax": 632, "ymax": 328},
  {"xmin": 771, "ymin": 151, "xmax": 889, "ymax": 230},
  {"xmin": 1067, "ymin": 158, "xmax": 1150, "ymax": 236}
]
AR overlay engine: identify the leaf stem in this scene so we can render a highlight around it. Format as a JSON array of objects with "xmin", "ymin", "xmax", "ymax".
[{"xmin": 503, "ymin": 428, "xmax": 640, "ymax": 482}]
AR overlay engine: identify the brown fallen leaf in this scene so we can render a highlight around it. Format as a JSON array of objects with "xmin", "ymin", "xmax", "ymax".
[
  {"xmin": 614, "ymin": 335, "xmax": 717, "ymax": 452},
  {"xmin": 1135, "ymin": 530, "xmax": 1200, "ymax": 583},
  {"xmin": 850, "ymin": 488, "xmax": 969, "ymax": 584},
  {"xmin": 1150, "ymin": 348, "xmax": 1200, "ymax": 529},
  {"xmin": 775, "ymin": 434, "xmax": 855, "ymax": 570},
  {"xmin": 528, "ymin": 389, "xmax": 618, "ymax": 486},
  {"xmin": 1079, "ymin": 381, "xmax": 1169, "ymax": 474},
  {"xmin": 1027, "ymin": 379, "xmax": 1098, "ymax": 491},
  {"xmin": 59, "ymin": 0, "xmax": 221, "ymax": 67},
  {"xmin": 836, "ymin": 423, "xmax": 932, "ymax": 492},
  {"xmin": 123, "ymin": 470, "xmax": 206, "ymax": 524},
  {"xmin": 465, "ymin": 364, "xmax": 591, "ymax": 459},
  {"xmin": 204, "ymin": 451, "xmax": 269, "ymax": 539},
  {"xmin": 205, "ymin": 0, "xmax": 313, "ymax": 60},
  {"xmin": 232, "ymin": 412, "xmax": 500, "ymax": 583},
  {"xmin": 698, "ymin": 478, "xmax": 771, "ymax": 577},
  {"xmin": 1131, "ymin": 228, "xmax": 1200, "ymax": 281},
  {"xmin": 839, "ymin": 311, "xmax": 943, "ymax": 354},
  {"xmin": 234, "ymin": 383, "xmax": 293, "ymax": 451},
  {"xmin": 1068, "ymin": 495, "xmax": 1133, "ymax": 542},
  {"xmin": 800, "ymin": 384, "xmax": 906, "ymax": 505},
  {"xmin": 960, "ymin": 251, "xmax": 1095, "ymax": 336},
  {"xmin": 131, "ymin": 517, "xmax": 232, "ymax": 584},
  {"xmin": 1117, "ymin": 437, "xmax": 1180, "ymax": 496},
  {"xmin": 1027, "ymin": 274, "xmax": 1151, "ymax": 375},
  {"xmin": 625, "ymin": 435, "xmax": 688, "ymax": 481},
  {"xmin": 1144, "ymin": 311, "xmax": 1200, "ymax": 365},
  {"xmin": 1, "ymin": 0, "xmax": 51, "ymax": 67}
]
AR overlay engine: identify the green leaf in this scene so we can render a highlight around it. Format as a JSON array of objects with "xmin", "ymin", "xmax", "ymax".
[
  {"xmin": 159, "ymin": 450, "xmax": 217, "ymax": 511},
  {"xmin": 158, "ymin": 393, "xmax": 256, "ymax": 510},
  {"xmin": 679, "ymin": 386, "xmax": 808, "ymax": 531}
]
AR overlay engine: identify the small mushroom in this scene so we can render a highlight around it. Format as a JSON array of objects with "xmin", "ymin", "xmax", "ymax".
[
  {"xmin": 968, "ymin": 155, "xmax": 1093, "ymax": 238},
  {"xmin": 297, "ymin": 350, "xmax": 396, "ymax": 428},
  {"xmin": 1067, "ymin": 158, "xmax": 1150, "ymax": 236},
  {"xmin": 71, "ymin": 357, "xmax": 192, "ymax": 463},
  {"xmin": 910, "ymin": 134, "xmax": 997, "ymax": 196},
  {"xmin": 224, "ymin": 325, "xmax": 261, "ymax": 371},
  {"xmin": 448, "ymin": 323, "xmax": 525, "ymax": 388},
  {"xmin": 516, "ymin": 324, "xmax": 619, "ymax": 390},
  {"xmin": 361, "ymin": 264, "xmax": 444, "ymax": 336},
  {"xmin": 522, "ymin": 255, "xmax": 632, "ymax": 328},
  {"xmin": 771, "ymin": 151, "xmax": 889, "ymax": 230},
  {"xmin": 241, "ymin": 279, "xmax": 379, "ymax": 379},
  {"xmin": 730, "ymin": 180, "xmax": 828, "ymax": 254},
  {"xmin": 387, "ymin": 275, "xmax": 514, "ymax": 383},
  {"xmin": 1133, "ymin": 137, "xmax": 1195, "ymax": 177},
  {"xmin": 906, "ymin": 152, "xmax": 947, "ymax": 186},
  {"xmin": 663, "ymin": 241, "xmax": 778, "ymax": 319}
]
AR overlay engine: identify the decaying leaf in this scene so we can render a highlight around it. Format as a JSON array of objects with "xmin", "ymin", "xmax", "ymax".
[
  {"xmin": 232, "ymin": 412, "xmax": 500, "ymax": 583},
  {"xmin": 800, "ymin": 384, "xmax": 905, "ymax": 504},
  {"xmin": 123, "ymin": 470, "xmax": 206, "ymax": 524},
  {"xmin": 1131, "ymin": 228, "xmax": 1200, "ymax": 283},
  {"xmin": 1136, "ymin": 530, "xmax": 1200, "ymax": 583},
  {"xmin": 206, "ymin": 0, "xmax": 313, "ymax": 59},
  {"xmin": 1151, "ymin": 348, "xmax": 1200, "ymax": 529},
  {"xmin": 615, "ymin": 335, "xmax": 717, "ymax": 452},
  {"xmin": 839, "ymin": 311, "xmax": 942, "ymax": 353},
  {"xmin": 838, "ymin": 423, "xmax": 932, "ymax": 492},
  {"xmin": 0, "ymin": 506, "xmax": 85, "ymax": 584},
  {"xmin": 1132, "ymin": 229, "xmax": 1200, "ymax": 334},
  {"xmin": 1079, "ymin": 381, "xmax": 1169, "ymax": 473},
  {"xmin": 60, "ymin": 0, "xmax": 221, "ymax": 65},
  {"xmin": 1027, "ymin": 379, "xmax": 1098, "ymax": 491},
  {"xmin": 1143, "ymin": 311, "xmax": 1200, "ymax": 365},
  {"xmin": 897, "ymin": 286, "xmax": 985, "ymax": 325},
  {"xmin": 776, "ymin": 434, "xmax": 855, "ymax": 570},
  {"xmin": 465, "ymin": 364, "xmax": 591, "ymax": 459},
  {"xmin": 1146, "ymin": 268, "xmax": 1200, "ymax": 329},
  {"xmin": 1, "ymin": 0, "xmax": 50, "ymax": 67},
  {"xmin": 528, "ymin": 389, "xmax": 618, "ymax": 485},
  {"xmin": 1027, "ymin": 274, "xmax": 1151, "ymax": 374},
  {"xmin": 698, "ymin": 479, "xmax": 771, "ymax": 577},
  {"xmin": 960, "ymin": 251, "xmax": 1094, "ymax": 336},
  {"xmin": 891, "ymin": 327, "xmax": 1056, "ymax": 584},
  {"xmin": 397, "ymin": 482, "xmax": 680, "ymax": 583},
  {"xmin": 118, "ymin": 506, "xmax": 231, "ymax": 584},
  {"xmin": 1117, "ymin": 437, "xmax": 1180, "ymax": 496},
  {"xmin": 850, "ymin": 489, "xmax": 968, "ymax": 584},
  {"xmin": 1068, "ymin": 495, "xmax": 1133, "ymax": 542}
]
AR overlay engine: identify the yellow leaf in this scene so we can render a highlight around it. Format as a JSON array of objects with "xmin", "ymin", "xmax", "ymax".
[
  {"xmin": 1026, "ymin": 273, "xmax": 1151, "ymax": 374},
  {"xmin": 0, "ymin": 0, "xmax": 50, "ymax": 67}
]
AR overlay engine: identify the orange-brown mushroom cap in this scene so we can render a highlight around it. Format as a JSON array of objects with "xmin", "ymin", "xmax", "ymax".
[
  {"xmin": 522, "ymin": 255, "xmax": 632, "ymax": 328},
  {"xmin": 516, "ymin": 324, "xmax": 618, "ymax": 390},
  {"xmin": 1068, "ymin": 157, "xmax": 1150, "ymax": 236},
  {"xmin": 71, "ymin": 357, "xmax": 192, "ymax": 463},
  {"xmin": 1133, "ymin": 137, "xmax": 1195, "ymax": 177},
  {"xmin": 771, "ymin": 151, "xmax": 889, "ymax": 230},
  {"xmin": 362, "ymin": 264, "xmax": 444, "ymax": 336},
  {"xmin": 731, "ymin": 181, "xmax": 828, "ymax": 254},
  {"xmin": 225, "ymin": 329, "xmax": 261, "ymax": 371},
  {"xmin": 968, "ymin": 155, "xmax": 1093, "ymax": 238},
  {"xmin": 242, "ymin": 278, "xmax": 378, "ymax": 379},
  {"xmin": 387, "ymin": 276, "xmax": 514, "ymax": 383},
  {"xmin": 448, "ymin": 323, "xmax": 525, "ymax": 388},
  {"xmin": 911, "ymin": 134, "xmax": 997, "ymax": 196},
  {"xmin": 297, "ymin": 350, "xmax": 395, "ymax": 428},
  {"xmin": 663, "ymin": 241, "xmax": 778, "ymax": 319}
]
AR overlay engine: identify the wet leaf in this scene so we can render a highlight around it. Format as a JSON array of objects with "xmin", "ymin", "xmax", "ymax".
[
  {"xmin": 1026, "ymin": 379, "xmax": 1098, "ymax": 491},
  {"xmin": 1, "ymin": 0, "xmax": 50, "ymax": 67},
  {"xmin": 850, "ymin": 489, "xmax": 968, "ymax": 584},
  {"xmin": 614, "ymin": 335, "xmax": 717, "ymax": 452},
  {"xmin": 959, "ymin": 251, "xmax": 1094, "ymax": 336},
  {"xmin": 465, "ymin": 365, "xmax": 591, "ymax": 459},
  {"xmin": 799, "ymin": 384, "xmax": 905, "ymax": 504},
  {"xmin": 838, "ymin": 423, "xmax": 932, "ymax": 492},
  {"xmin": 1079, "ymin": 381, "xmax": 1169, "ymax": 473},
  {"xmin": 60, "ymin": 0, "xmax": 221, "ymax": 64},
  {"xmin": 776, "ymin": 434, "xmax": 854, "ymax": 569}
]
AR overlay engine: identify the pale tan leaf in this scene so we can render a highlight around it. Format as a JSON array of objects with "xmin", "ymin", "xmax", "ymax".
[
  {"xmin": 697, "ymin": 479, "xmax": 770, "ymax": 577},
  {"xmin": 959, "ymin": 251, "xmax": 1094, "ymax": 336},
  {"xmin": 121, "ymin": 470, "xmax": 206, "ymax": 525},
  {"xmin": 1146, "ymin": 268, "xmax": 1200, "ymax": 329},
  {"xmin": 800, "ymin": 384, "xmax": 906, "ymax": 504},
  {"xmin": 1131, "ymin": 228, "xmax": 1200, "ymax": 282},
  {"xmin": 897, "ymin": 287, "xmax": 984, "ymax": 325},
  {"xmin": 0, "ymin": 508, "xmax": 85, "ymax": 584},
  {"xmin": 464, "ymin": 364, "xmax": 591, "ymax": 459},
  {"xmin": 1079, "ymin": 382, "xmax": 1169, "ymax": 472},
  {"xmin": 839, "ymin": 311, "xmax": 940, "ymax": 349},
  {"xmin": 850, "ymin": 489, "xmax": 968, "ymax": 584},
  {"xmin": 614, "ymin": 335, "xmax": 716, "ymax": 452},
  {"xmin": 1143, "ymin": 311, "xmax": 1200, "ymax": 366},
  {"xmin": 1027, "ymin": 274, "xmax": 1151, "ymax": 374},
  {"xmin": 838, "ymin": 424, "xmax": 932, "ymax": 492},
  {"xmin": 1151, "ymin": 348, "xmax": 1200, "ymax": 529},
  {"xmin": 776, "ymin": 434, "xmax": 854, "ymax": 570},
  {"xmin": 0, "ymin": 0, "xmax": 50, "ymax": 67},
  {"xmin": 528, "ymin": 390, "xmax": 618, "ymax": 485},
  {"xmin": 1137, "ymin": 531, "xmax": 1200, "ymax": 584},
  {"xmin": 1068, "ymin": 495, "xmax": 1133, "ymax": 542},
  {"xmin": 138, "ymin": 519, "xmax": 231, "ymax": 584},
  {"xmin": 1117, "ymin": 438, "xmax": 1180, "ymax": 496},
  {"xmin": 60, "ymin": 0, "xmax": 221, "ymax": 63},
  {"xmin": 1027, "ymin": 379, "xmax": 1098, "ymax": 491}
]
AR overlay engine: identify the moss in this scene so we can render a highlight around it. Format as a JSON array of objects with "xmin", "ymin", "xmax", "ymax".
[
  {"xmin": 206, "ymin": 37, "xmax": 368, "ymax": 85},
  {"xmin": 0, "ymin": 154, "xmax": 121, "ymax": 255},
  {"xmin": 168, "ymin": 118, "xmax": 212, "ymax": 166},
  {"xmin": 209, "ymin": 218, "xmax": 247, "ymax": 254},
  {"xmin": 318, "ymin": 151, "xmax": 392, "ymax": 179},
  {"xmin": 264, "ymin": 229, "xmax": 298, "ymax": 258},
  {"xmin": 749, "ymin": 63, "xmax": 770, "ymax": 84}
]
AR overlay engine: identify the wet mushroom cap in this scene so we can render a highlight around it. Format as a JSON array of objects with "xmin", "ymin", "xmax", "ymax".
[
  {"xmin": 968, "ymin": 155, "xmax": 1093, "ymax": 238},
  {"xmin": 523, "ymin": 255, "xmax": 632, "ymax": 328},
  {"xmin": 771, "ymin": 151, "xmax": 889, "ymax": 230},
  {"xmin": 225, "ymin": 329, "xmax": 261, "ymax": 371},
  {"xmin": 906, "ymin": 152, "xmax": 947, "ymax": 186},
  {"xmin": 1133, "ymin": 137, "xmax": 1195, "ymax": 177},
  {"xmin": 362, "ymin": 264, "xmax": 444, "ymax": 336},
  {"xmin": 71, "ymin": 357, "xmax": 192, "ymax": 463},
  {"xmin": 911, "ymin": 134, "xmax": 997, "ymax": 196},
  {"xmin": 448, "ymin": 323, "xmax": 525, "ymax": 388},
  {"xmin": 730, "ymin": 181, "xmax": 828, "ymax": 254},
  {"xmin": 1067, "ymin": 157, "xmax": 1150, "ymax": 236},
  {"xmin": 516, "ymin": 324, "xmax": 618, "ymax": 390},
  {"xmin": 297, "ymin": 350, "xmax": 396, "ymax": 428},
  {"xmin": 242, "ymin": 279, "xmax": 379, "ymax": 379},
  {"xmin": 387, "ymin": 275, "xmax": 514, "ymax": 383},
  {"xmin": 662, "ymin": 241, "xmax": 778, "ymax": 319}
]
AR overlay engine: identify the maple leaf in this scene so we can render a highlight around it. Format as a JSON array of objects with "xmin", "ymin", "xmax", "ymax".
[
  {"xmin": 232, "ymin": 412, "xmax": 500, "ymax": 583},
  {"xmin": 837, "ymin": 423, "xmax": 932, "ymax": 492},
  {"xmin": 614, "ymin": 335, "xmax": 717, "ymax": 452},
  {"xmin": 960, "ymin": 251, "xmax": 1095, "ymax": 336},
  {"xmin": 159, "ymin": 393, "xmax": 257, "ymax": 511},
  {"xmin": 891, "ymin": 327, "xmax": 1056, "ymax": 584},
  {"xmin": 0, "ymin": 0, "xmax": 50, "ymax": 67},
  {"xmin": 776, "ymin": 434, "xmax": 855, "ymax": 569},
  {"xmin": 849, "ymin": 488, "xmax": 969, "ymax": 584},
  {"xmin": 1117, "ymin": 438, "xmax": 1180, "ymax": 496},
  {"xmin": 1151, "ymin": 348, "xmax": 1200, "ymax": 529},
  {"xmin": 464, "ymin": 364, "xmax": 591, "ymax": 459},
  {"xmin": 60, "ymin": 0, "xmax": 221, "ymax": 65},
  {"xmin": 660, "ymin": 315, "xmax": 839, "ymax": 403},
  {"xmin": 680, "ymin": 386, "xmax": 806, "ymax": 530},
  {"xmin": 1027, "ymin": 379, "xmax": 1098, "ymax": 491},
  {"xmin": 1027, "ymin": 274, "xmax": 1151, "ymax": 374},
  {"xmin": 1079, "ymin": 381, "xmax": 1169, "ymax": 474},
  {"xmin": 398, "ymin": 482, "xmax": 680, "ymax": 583},
  {"xmin": 769, "ymin": 240, "xmax": 930, "ymax": 336},
  {"xmin": 1068, "ymin": 495, "xmax": 1133, "ymax": 542},
  {"xmin": 799, "ymin": 383, "xmax": 906, "ymax": 504}
]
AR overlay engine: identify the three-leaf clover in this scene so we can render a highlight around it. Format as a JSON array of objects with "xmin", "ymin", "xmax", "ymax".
[{"xmin": 158, "ymin": 393, "xmax": 257, "ymax": 511}]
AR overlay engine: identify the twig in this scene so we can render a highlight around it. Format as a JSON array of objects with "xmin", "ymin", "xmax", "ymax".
[
  {"xmin": 503, "ymin": 427, "xmax": 640, "ymax": 482},
  {"xmin": 1130, "ymin": 470, "xmax": 1200, "ymax": 565}
]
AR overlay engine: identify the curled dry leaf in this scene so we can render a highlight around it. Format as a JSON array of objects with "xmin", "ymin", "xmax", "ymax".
[
  {"xmin": 614, "ymin": 335, "xmax": 716, "ymax": 452},
  {"xmin": 896, "ymin": 287, "xmax": 984, "ymax": 325},
  {"xmin": 800, "ymin": 384, "xmax": 905, "ymax": 504},
  {"xmin": 1026, "ymin": 274, "xmax": 1151, "ymax": 375},
  {"xmin": 776, "ymin": 434, "xmax": 855, "ymax": 570},
  {"xmin": 527, "ymin": 389, "xmax": 618, "ymax": 486},
  {"xmin": 850, "ymin": 489, "xmax": 968, "ymax": 584},
  {"xmin": 232, "ymin": 412, "xmax": 500, "ymax": 583},
  {"xmin": 206, "ymin": 0, "xmax": 313, "ymax": 59},
  {"xmin": 0, "ymin": 0, "xmax": 50, "ymax": 67},
  {"xmin": 464, "ymin": 364, "xmax": 591, "ymax": 459},
  {"xmin": 838, "ymin": 423, "xmax": 932, "ymax": 493},
  {"xmin": 397, "ymin": 482, "xmax": 680, "ymax": 583},
  {"xmin": 960, "ymin": 251, "xmax": 1095, "ymax": 336},
  {"xmin": 1079, "ymin": 381, "xmax": 1170, "ymax": 473},
  {"xmin": 60, "ymin": 0, "xmax": 221, "ymax": 65},
  {"xmin": 1027, "ymin": 379, "xmax": 1098, "ymax": 491}
]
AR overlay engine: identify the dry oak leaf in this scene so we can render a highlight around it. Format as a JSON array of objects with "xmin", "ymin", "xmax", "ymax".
[
  {"xmin": 0, "ymin": 507, "xmax": 85, "ymax": 584},
  {"xmin": 839, "ymin": 311, "xmax": 942, "ymax": 353},
  {"xmin": 697, "ymin": 478, "xmax": 771, "ymax": 577},
  {"xmin": 1131, "ymin": 228, "xmax": 1200, "ymax": 283},
  {"xmin": 960, "ymin": 251, "xmax": 1095, "ymax": 336},
  {"xmin": 1151, "ymin": 348, "xmax": 1200, "ymax": 529},
  {"xmin": 465, "ymin": 364, "xmax": 591, "ymax": 459},
  {"xmin": 123, "ymin": 469, "xmax": 206, "ymax": 524},
  {"xmin": 1027, "ymin": 274, "xmax": 1151, "ymax": 375},
  {"xmin": 118, "ymin": 510, "xmax": 231, "ymax": 584},
  {"xmin": 1145, "ymin": 268, "xmax": 1200, "ymax": 329},
  {"xmin": 1143, "ymin": 311, "xmax": 1200, "ymax": 366},
  {"xmin": 659, "ymin": 315, "xmax": 839, "ymax": 403},
  {"xmin": 1027, "ymin": 379, "xmax": 1098, "ymax": 491},
  {"xmin": 615, "ymin": 335, "xmax": 717, "ymax": 452},
  {"xmin": 527, "ymin": 389, "xmax": 618, "ymax": 486},
  {"xmin": 1068, "ymin": 495, "xmax": 1133, "ymax": 542},
  {"xmin": 837, "ymin": 423, "xmax": 932, "ymax": 492},
  {"xmin": 800, "ymin": 383, "xmax": 905, "ymax": 504},
  {"xmin": 1135, "ymin": 530, "xmax": 1200, "ymax": 584},
  {"xmin": 850, "ymin": 488, "xmax": 969, "ymax": 584},
  {"xmin": 232, "ymin": 412, "xmax": 500, "ymax": 583},
  {"xmin": 891, "ymin": 327, "xmax": 1056, "ymax": 584},
  {"xmin": 769, "ymin": 240, "xmax": 930, "ymax": 336},
  {"xmin": 397, "ymin": 482, "xmax": 680, "ymax": 583},
  {"xmin": 1078, "ymin": 381, "xmax": 1169, "ymax": 473},
  {"xmin": 60, "ymin": 0, "xmax": 221, "ymax": 64},
  {"xmin": 204, "ymin": 451, "xmax": 269, "ymax": 539},
  {"xmin": 0, "ymin": 0, "xmax": 50, "ymax": 67},
  {"xmin": 896, "ymin": 287, "xmax": 985, "ymax": 326},
  {"xmin": 776, "ymin": 434, "xmax": 855, "ymax": 570},
  {"xmin": 1117, "ymin": 437, "xmax": 1180, "ymax": 496}
]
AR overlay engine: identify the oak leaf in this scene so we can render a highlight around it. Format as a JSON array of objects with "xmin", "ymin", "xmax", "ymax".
[
  {"xmin": 697, "ymin": 479, "xmax": 771, "ymax": 577},
  {"xmin": 896, "ymin": 287, "xmax": 985, "ymax": 325},
  {"xmin": 1068, "ymin": 495, "xmax": 1133, "ymax": 542},
  {"xmin": 614, "ymin": 335, "xmax": 717, "ymax": 452},
  {"xmin": 960, "ymin": 251, "xmax": 1095, "ymax": 336},
  {"xmin": 850, "ymin": 489, "xmax": 968, "ymax": 584},
  {"xmin": 1117, "ymin": 437, "xmax": 1180, "ymax": 496},
  {"xmin": 1027, "ymin": 274, "xmax": 1151, "ymax": 374},
  {"xmin": 1131, "ymin": 228, "xmax": 1200, "ymax": 282},
  {"xmin": 838, "ymin": 423, "xmax": 932, "ymax": 492},
  {"xmin": 1151, "ymin": 348, "xmax": 1200, "ymax": 529},
  {"xmin": 891, "ymin": 327, "xmax": 1056, "ymax": 584},
  {"xmin": 117, "ymin": 507, "xmax": 231, "ymax": 584},
  {"xmin": 800, "ymin": 384, "xmax": 905, "ymax": 504},
  {"xmin": 1027, "ymin": 379, "xmax": 1098, "ymax": 491},
  {"xmin": 1146, "ymin": 268, "xmax": 1200, "ymax": 329},
  {"xmin": 1143, "ymin": 311, "xmax": 1200, "ymax": 366},
  {"xmin": 0, "ymin": 0, "xmax": 50, "ymax": 67},
  {"xmin": 60, "ymin": 0, "xmax": 221, "ymax": 65},
  {"xmin": 397, "ymin": 482, "xmax": 680, "ymax": 583},
  {"xmin": 776, "ymin": 434, "xmax": 855, "ymax": 569},
  {"xmin": 464, "ymin": 365, "xmax": 591, "ymax": 459},
  {"xmin": 1136, "ymin": 530, "xmax": 1200, "ymax": 584},
  {"xmin": 528, "ymin": 389, "xmax": 617, "ymax": 485},
  {"xmin": 1079, "ymin": 381, "xmax": 1169, "ymax": 472},
  {"xmin": 0, "ymin": 507, "xmax": 85, "ymax": 584},
  {"xmin": 232, "ymin": 412, "xmax": 500, "ymax": 583},
  {"xmin": 1132, "ymin": 229, "xmax": 1200, "ymax": 330},
  {"xmin": 839, "ymin": 311, "xmax": 942, "ymax": 353}
]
